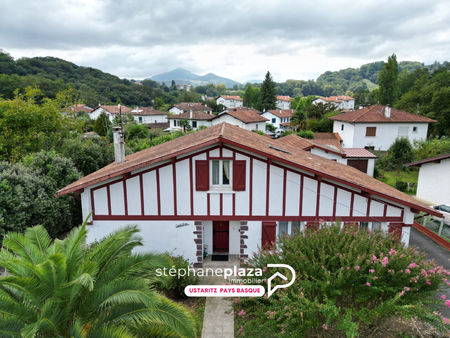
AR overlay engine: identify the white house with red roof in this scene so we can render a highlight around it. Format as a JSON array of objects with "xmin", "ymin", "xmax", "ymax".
[
  {"xmin": 89, "ymin": 105, "xmax": 132, "ymax": 121},
  {"xmin": 313, "ymin": 95, "xmax": 355, "ymax": 110},
  {"xmin": 216, "ymin": 95, "xmax": 243, "ymax": 109},
  {"xmin": 57, "ymin": 123, "xmax": 440, "ymax": 266},
  {"xmin": 261, "ymin": 109, "xmax": 294, "ymax": 130},
  {"xmin": 276, "ymin": 96, "xmax": 292, "ymax": 110},
  {"xmin": 330, "ymin": 104, "xmax": 436, "ymax": 151},
  {"xmin": 167, "ymin": 111, "xmax": 215, "ymax": 130},
  {"xmin": 129, "ymin": 107, "xmax": 168, "ymax": 124},
  {"xmin": 169, "ymin": 102, "xmax": 212, "ymax": 115},
  {"xmin": 213, "ymin": 107, "xmax": 268, "ymax": 131}
]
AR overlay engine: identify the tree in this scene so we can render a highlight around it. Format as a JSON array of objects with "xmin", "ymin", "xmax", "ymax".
[
  {"xmin": 378, "ymin": 54, "xmax": 400, "ymax": 105},
  {"xmin": 93, "ymin": 112, "xmax": 111, "ymax": 136},
  {"xmin": 0, "ymin": 224, "xmax": 197, "ymax": 337},
  {"xmin": 386, "ymin": 138, "xmax": 414, "ymax": 169},
  {"xmin": 243, "ymin": 84, "xmax": 260, "ymax": 109},
  {"xmin": 179, "ymin": 119, "xmax": 192, "ymax": 132},
  {"xmin": 290, "ymin": 110, "xmax": 307, "ymax": 131},
  {"xmin": 305, "ymin": 102, "xmax": 336, "ymax": 120},
  {"xmin": 259, "ymin": 71, "xmax": 277, "ymax": 111},
  {"xmin": 126, "ymin": 124, "xmax": 149, "ymax": 141},
  {"xmin": 265, "ymin": 123, "xmax": 276, "ymax": 133}
]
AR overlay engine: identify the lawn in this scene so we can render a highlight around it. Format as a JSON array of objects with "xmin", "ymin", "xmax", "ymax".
[{"xmin": 377, "ymin": 168, "xmax": 418, "ymax": 195}]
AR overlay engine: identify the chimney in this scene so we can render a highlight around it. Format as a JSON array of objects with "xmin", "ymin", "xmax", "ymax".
[
  {"xmin": 190, "ymin": 109, "xmax": 193, "ymax": 119},
  {"xmin": 384, "ymin": 105, "xmax": 391, "ymax": 118},
  {"xmin": 113, "ymin": 126, "xmax": 125, "ymax": 164}
]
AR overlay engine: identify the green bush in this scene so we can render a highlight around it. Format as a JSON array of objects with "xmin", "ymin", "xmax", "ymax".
[
  {"xmin": 126, "ymin": 123, "xmax": 149, "ymax": 140},
  {"xmin": 235, "ymin": 225, "xmax": 448, "ymax": 337},
  {"xmin": 265, "ymin": 123, "xmax": 276, "ymax": 133},
  {"xmin": 395, "ymin": 180, "xmax": 408, "ymax": 192},
  {"xmin": 59, "ymin": 137, "xmax": 114, "ymax": 176},
  {"xmin": 296, "ymin": 130, "xmax": 315, "ymax": 139},
  {"xmin": 162, "ymin": 255, "xmax": 199, "ymax": 299},
  {"xmin": 0, "ymin": 161, "xmax": 76, "ymax": 238}
]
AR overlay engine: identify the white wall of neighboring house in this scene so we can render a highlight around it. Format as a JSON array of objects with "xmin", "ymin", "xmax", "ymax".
[
  {"xmin": 170, "ymin": 118, "xmax": 212, "ymax": 130},
  {"xmin": 416, "ymin": 158, "xmax": 450, "ymax": 205},
  {"xmin": 212, "ymin": 114, "xmax": 266, "ymax": 131},
  {"xmin": 89, "ymin": 108, "xmax": 111, "ymax": 121},
  {"xmin": 133, "ymin": 114, "xmax": 167, "ymax": 124},
  {"xmin": 333, "ymin": 122, "xmax": 428, "ymax": 150},
  {"xmin": 341, "ymin": 99, "xmax": 355, "ymax": 110},
  {"xmin": 216, "ymin": 97, "xmax": 243, "ymax": 109},
  {"xmin": 309, "ymin": 148, "xmax": 347, "ymax": 164},
  {"xmin": 262, "ymin": 112, "xmax": 281, "ymax": 128},
  {"xmin": 169, "ymin": 107, "xmax": 183, "ymax": 115},
  {"xmin": 276, "ymin": 100, "xmax": 290, "ymax": 110}
]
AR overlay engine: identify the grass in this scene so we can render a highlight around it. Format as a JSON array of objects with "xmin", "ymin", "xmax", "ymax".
[
  {"xmin": 377, "ymin": 169, "xmax": 418, "ymax": 195},
  {"xmin": 179, "ymin": 297, "xmax": 205, "ymax": 336}
]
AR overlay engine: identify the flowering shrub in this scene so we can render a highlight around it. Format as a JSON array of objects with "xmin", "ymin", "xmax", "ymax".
[{"xmin": 235, "ymin": 224, "xmax": 449, "ymax": 337}]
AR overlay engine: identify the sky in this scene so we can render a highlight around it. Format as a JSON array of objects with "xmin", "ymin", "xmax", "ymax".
[{"xmin": 1, "ymin": 0, "xmax": 449, "ymax": 83}]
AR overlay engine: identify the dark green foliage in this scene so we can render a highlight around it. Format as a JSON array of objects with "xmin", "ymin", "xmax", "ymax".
[
  {"xmin": 387, "ymin": 138, "xmax": 414, "ymax": 169},
  {"xmin": 413, "ymin": 138, "xmax": 450, "ymax": 160},
  {"xmin": 126, "ymin": 123, "xmax": 149, "ymax": 141},
  {"xmin": 265, "ymin": 123, "xmax": 276, "ymax": 133},
  {"xmin": 296, "ymin": 130, "xmax": 315, "ymax": 139},
  {"xmin": 59, "ymin": 137, "xmax": 114, "ymax": 176},
  {"xmin": 0, "ymin": 224, "xmax": 197, "ymax": 337},
  {"xmin": 235, "ymin": 225, "xmax": 448, "ymax": 337},
  {"xmin": 378, "ymin": 54, "xmax": 400, "ymax": 105},
  {"xmin": 163, "ymin": 255, "xmax": 199, "ymax": 299},
  {"xmin": 243, "ymin": 84, "xmax": 261, "ymax": 109},
  {"xmin": 93, "ymin": 112, "xmax": 111, "ymax": 136},
  {"xmin": 260, "ymin": 71, "xmax": 277, "ymax": 110},
  {"xmin": 395, "ymin": 180, "xmax": 408, "ymax": 192},
  {"xmin": 0, "ymin": 161, "xmax": 76, "ymax": 238}
]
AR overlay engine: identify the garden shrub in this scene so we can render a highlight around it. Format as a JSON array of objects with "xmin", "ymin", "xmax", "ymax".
[
  {"xmin": 0, "ymin": 161, "xmax": 76, "ymax": 238},
  {"xmin": 235, "ymin": 225, "xmax": 449, "ymax": 337},
  {"xmin": 296, "ymin": 130, "xmax": 315, "ymax": 139},
  {"xmin": 395, "ymin": 180, "xmax": 408, "ymax": 192},
  {"xmin": 161, "ymin": 255, "xmax": 199, "ymax": 299}
]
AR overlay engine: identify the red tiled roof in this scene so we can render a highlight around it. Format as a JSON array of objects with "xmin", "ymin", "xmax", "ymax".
[
  {"xmin": 313, "ymin": 132, "xmax": 343, "ymax": 149},
  {"xmin": 130, "ymin": 107, "xmax": 167, "ymax": 116},
  {"xmin": 92, "ymin": 105, "xmax": 131, "ymax": 114},
  {"xmin": 330, "ymin": 104, "xmax": 437, "ymax": 123},
  {"xmin": 56, "ymin": 123, "xmax": 439, "ymax": 217},
  {"xmin": 220, "ymin": 95, "xmax": 243, "ymax": 101},
  {"xmin": 63, "ymin": 104, "xmax": 93, "ymax": 113},
  {"xmin": 276, "ymin": 95, "xmax": 292, "ymax": 102},
  {"xmin": 220, "ymin": 107, "xmax": 268, "ymax": 123},
  {"xmin": 167, "ymin": 111, "xmax": 215, "ymax": 121},
  {"xmin": 172, "ymin": 102, "xmax": 212, "ymax": 112},
  {"xmin": 406, "ymin": 153, "xmax": 450, "ymax": 167},
  {"xmin": 344, "ymin": 148, "xmax": 378, "ymax": 158},
  {"xmin": 146, "ymin": 122, "xmax": 170, "ymax": 130},
  {"xmin": 267, "ymin": 109, "xmax": 294, "ymax": 118}
]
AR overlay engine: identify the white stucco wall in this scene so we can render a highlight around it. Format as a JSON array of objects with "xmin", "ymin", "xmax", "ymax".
[
  {"xmin": 216, "ymin": 97, "xmax": 243, "ymax": 109},
  {"xmin": 276, "ymin": 100, "xmax": 290, "ymax": 110},
  {"xmin": 212, "ymin": 114, "xmax": 265, "ymax": 131},
  {"xmin": 416, "ymin": 158, "xmax": 450, "ymax": 205},
  {"xmin": 309, "ymin": 148, "xmax": 347, "ymax": 164},
  {"xmin": 133, "ymin": 114, "xmax": 167, "ymax": 124},
  {"xmin": 334, "ymin": 122, "xmax": 429, "ymax": 151},
  {"xmin": 262, "ymin": 112, "xmax": 281, "ymax": 129}
]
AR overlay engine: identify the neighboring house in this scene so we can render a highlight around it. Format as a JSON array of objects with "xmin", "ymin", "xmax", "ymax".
[
  {"xmin": 216, "ymin": 95, "xmax": 243, "ymax": 109},
  {"xmin": 169, "ymin": 102, "xmax": 212, "ymax": 115},
  {"xmin": 406, "ymin": 154, "xmax": 450, "ymax": 206},
  {"xmin": 167, "ymin": 111, "xmax": 215, "ymax": 130},
  {"xmin": 330, "ymin": 104, "xmax": 436, "ymax": 151},
  {"xmin": 89, "ymin": 105, "xmax": 131, "ymax": 121},
  {"xmin": 262, "ymin": 109, "xmax": 294, "ymax": 130},
  {"xmin": 313, "ymin": 95, "xmax": 355, "ymax": 110},
  {"xmin": 62, "ymin": 104, "xmax": 93, "ymax": 114},
  {"xmin": 277, "ymin": 132, "xmax": 377, "ymax": 176},
  {"xmin": 130, "ymin": 107, "xmax": 168, "ymax": 124},
  {"xmin": 57, "ymin": 123, "xmax": 440, "ymax": 266},
  {"xmin": 176, "ymin": 84, "xmax": 192, "ymax": 91},
  {"xmin": 276, "ymin": 96, "xmax": 292, "ymax": 110},
  {"xmin": 212, "ymin": 107, "xmax": 268, "ymax": 131}
]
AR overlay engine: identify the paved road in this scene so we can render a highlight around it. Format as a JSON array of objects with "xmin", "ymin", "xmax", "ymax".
[{"xmin": 409, "ymin": 227, "xmax": 450, "ymax": 318}]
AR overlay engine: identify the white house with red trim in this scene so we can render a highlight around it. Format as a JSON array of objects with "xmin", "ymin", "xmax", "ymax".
[
  {"xmin": 57, "ymin": 123, "xmax": 440, "ymax": 266},
  {"xmin": 89, "ymin": 105, "xmax": 131, "ymax": 121},
  {"xmin": 216, "ymin": 95, "xmax": 243, "ymax": 109},
  {"xmin": 261, "ymin": 109, "xmax": 293, "ymax": 130},
  {"xmin": 313, "ymin": 96, "xmax": 355, "ymax": 110},
  {"xmin": 213, "ymin": 107, "xmax": 268, "ymax": 131},
  {"xmin": 276, "ymin": 96, "xmax": 292, "ymax": 110},
  {"xmin": 331, "ymin": 105, "xmax": 436, "ymax": 151}
]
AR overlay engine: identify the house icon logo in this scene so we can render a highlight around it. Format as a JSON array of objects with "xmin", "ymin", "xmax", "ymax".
[{"xmin": 266, "ymin": 264, "xmax": 296, "ymax": 297}]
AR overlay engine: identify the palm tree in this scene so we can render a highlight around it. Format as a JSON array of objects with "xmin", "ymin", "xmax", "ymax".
[{"xmin": 0, "ymin": 223, "xmax": 197, "ymax": 337}]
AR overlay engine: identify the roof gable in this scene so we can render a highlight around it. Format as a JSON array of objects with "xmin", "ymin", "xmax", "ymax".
[{"xmin": 219, "ymin": 108, "xmax": 268, "ymax": 123}]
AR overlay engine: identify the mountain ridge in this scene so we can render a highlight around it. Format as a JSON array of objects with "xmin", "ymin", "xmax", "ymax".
[{"xmin": 149, "ymin": 68, "xmax": 240, "ymax": 88}]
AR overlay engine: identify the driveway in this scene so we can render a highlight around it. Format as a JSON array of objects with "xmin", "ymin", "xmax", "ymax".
[{"xmin": 409, "ymin": 227, "xmax": 450, "ymax": 318}]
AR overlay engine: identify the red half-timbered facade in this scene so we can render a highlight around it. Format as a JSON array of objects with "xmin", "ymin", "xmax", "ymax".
[{"xmin": 58, "ymin": 123, "xmax": 440, "ymax": 266}]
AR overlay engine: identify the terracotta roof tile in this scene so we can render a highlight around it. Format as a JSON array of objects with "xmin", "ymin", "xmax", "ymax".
[
  {"xmin": 167, "ymin": 111, "xmax": 215, "ymax": 120},
  {"xmin": 344, "ymin": 148, "xmax": 378, "ymax": 158},
  {"xmin": 276, "ymin": 95, "xmax": 292, "ymax": 101},
  {"xmin": 130, "ymin": 107, "xmax": 167, "ymax": 116},
  {"xmin": 56, "ymin": 123, "xmax": 438, "ymax": 217},
  {"xmin": 220, "ymin": 95, "xmax": 243, "ymax": 101},
  {"xmin": 406, "ymin": 153, "xmax": 450, "ymax": 167},
  {"xmin": 172, "ymin": 102, "xmax": 212, "ymax": 112},
  {"xmin": 63, "ymin": 104, "xmax": 93, "ymax": 113},
  {"xmin": 267, "ymin": 109, "xmax": 294, "ymax": 118},
  {"xmin": 92, "ymin": 105, "xmax": 131, "ymax": 114},
  {"xmin": 220, "ymin": 107, "xmax": 268, "ymax": 123},
  {"xmin": 330, "ymin": 104, "xmax": 436, "ymax": 123}
]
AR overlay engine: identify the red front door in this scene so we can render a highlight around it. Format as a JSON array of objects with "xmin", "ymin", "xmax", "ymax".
[{"xmin": 213, "ymin": 221, "xmax": 229, "ymax": 252}]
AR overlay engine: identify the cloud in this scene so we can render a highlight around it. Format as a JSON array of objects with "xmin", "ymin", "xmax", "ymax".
[{"xmin": 1, "ymin": 0, "xmax": 449, "ymax": 82}]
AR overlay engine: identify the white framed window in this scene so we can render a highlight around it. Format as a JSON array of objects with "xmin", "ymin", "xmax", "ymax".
[
  {"xmin": 138, "ymin": 116, "xmax": 143, "ymax": 123},
  {"xmin": 278, "ymin": 222, "xmax": 288, "ymax": 236},
  {"xmin": 211, "ymin": 160, "xmax": 232, "ymax": 187},
  {"xmin": 412, "ymin": 126, "xmax": 417, "ymax": 133},
  {"xmin": 291, "ymin": 221, "xmax": 302, "ymax": 234},
  {"xmin": 192, "ymin": 121, "xmax": 197, "ymax": 128}
]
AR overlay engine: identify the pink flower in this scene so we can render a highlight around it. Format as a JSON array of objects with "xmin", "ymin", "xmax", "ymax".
[
  {"xmin": 441, "ymin": 295, "xmax": 446, "ymax": 300},
  {"xmin": 443, "ymin": 317, "xmax": 449, "ymax": 325},
  {"xmin": 346, "ymin": 267, "xmax": 350, "ymax": 270},
  {"xmin": 369, "ymin": 269, "xmax": 375, "ymax": 273},
  {"xmin": 381, "ymin": 257, "xmax": 389, "ymax": 267},
  {"xmin": 372, "ymin": 254, "xmax": 378, "ymax": 262},
  {"xmin": 399, "ymin": 291, "xmax": 405, "ymax": 296},
  {"xmin": 404, "ymin": 287, "xmax": 410, "ymax": 291},
  {"xmin": 238, "ymin": 310, "xmax": 246, "ymax": 316},
  {"xmin": 355, "ymin": 266, "xmax": 360, "ymax": 271},
  {"xmin": 322, "ymin": 324, "xmax": 328, "ymax": 330},
  {"xmin": 405, "ymin": 269, "xmax": 411, "ymax": 274},
  {"xmin": 366, "ymin": 282, "xmax": 371, "ymax": 287},
  {"xmin": 238, "ymin": 326, "xmax": 244, "ymax": 333},
  {"xmin": 281, "ymin": 329, "xmax": 285, "ymax": 335},
  {"xmin": 445, "ymin": 300, "xmax": 450, "ymax": 308},
  {"xmin": 408, "ymin": 263, "xmax": 419, "ymax": 268},
  {"xmin": 263, "ymin": 266, "xmax": 267, "ymax": 272},
  {"xmin": 426, "ymin": 281, "xmax": 431, "ymax": 285},
  {"xmin": 388, "ymin": 248, "xmax": 397, "ymax": 256}
]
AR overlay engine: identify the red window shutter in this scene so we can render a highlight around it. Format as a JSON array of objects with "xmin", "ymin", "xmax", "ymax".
[
  {"xmin": 261, "ymin": 222, "xmax": 276, "ymax": 249},
  {"xmin": 195, "ymin": 160, "xmax": 209, "ymax": 191},
  {"xmin": 232, "ymin": 160, "xmax": 246, "ymax": 191}
]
